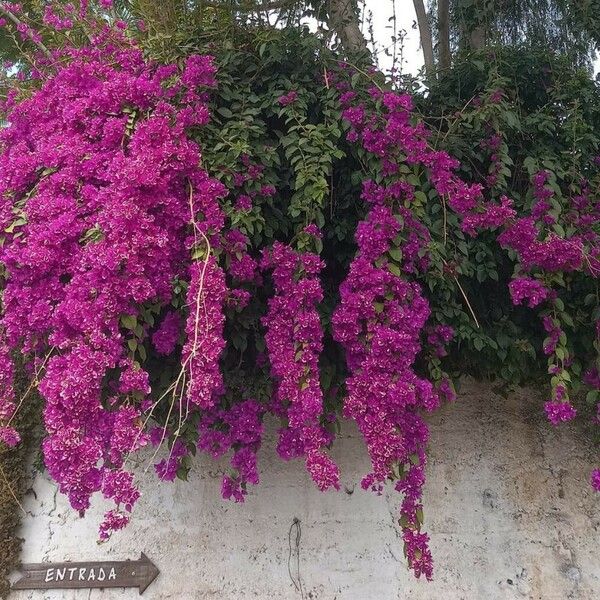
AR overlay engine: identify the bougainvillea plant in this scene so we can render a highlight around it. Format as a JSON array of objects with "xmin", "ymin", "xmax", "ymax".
[{"xmin": 0, "ymin": 1, "xmax": 599, "ymax": 581}]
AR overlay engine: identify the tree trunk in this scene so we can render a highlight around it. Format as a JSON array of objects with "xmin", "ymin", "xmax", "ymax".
[
  {"xmin": 467, "ymin": 0, "xmax": 487, "ymax": 50},
  {"xmin": 469, "ymin": 26, "xmax": 486, "ymax": 50},
  {"xmin": 412, "ymin": 0, "xmax": 435, "ymax": 78},
  {"xmin": 437, "ymin": 0, "xmax": 451, "ymax": 70},
  {"xmin": 327, "ymin": 0, "xmax": 369, "ymax": 56}
]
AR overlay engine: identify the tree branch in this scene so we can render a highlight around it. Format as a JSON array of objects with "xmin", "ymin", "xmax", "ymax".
[
  {"xmin": 0, "ymin": 5, "xmax": 51, "ymax": 58},
  {"xmin": 202, "ymin": 0, "xmax": 296, "ymax": 10},
  {"xmin": 412, "ymin": 0, "xmax": 435, "ymax": 78},
  {"xmin": 202, "ymin": 1, "xmax": 369, "ymax": 57}
]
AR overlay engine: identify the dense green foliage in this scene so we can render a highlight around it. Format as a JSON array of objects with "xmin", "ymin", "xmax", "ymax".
[
  {"xmin": 179, "ymin": 33, "xmax": 600, "ymax": 398},
  {"xmin": 436, "ymin": 0, "xmax": 600, "ymax": 67},
  {"xmin": 422, "ymin": 47, "xmax": 600, "ymax": 390}
]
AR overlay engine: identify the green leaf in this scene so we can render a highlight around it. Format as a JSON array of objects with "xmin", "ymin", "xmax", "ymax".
[
  {"xmin": 388, "ymin": 263, "xmax": 402, "ymax": 277},
  {"xmin": 416, "ymin": 508, "xmax": 424, "ymax": 525},
  {"xmin": 121, "ymin": 315, "xmax": 137, "ymax": 330},
  {"xmin": 388, "ymin": 247, "xmax": 403, "ymax": 262}
]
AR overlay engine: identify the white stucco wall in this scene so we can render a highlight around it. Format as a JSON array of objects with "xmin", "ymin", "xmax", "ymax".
[{"xmin": 9, "ymin": 380, "xmax": 600, "ymax": 599}]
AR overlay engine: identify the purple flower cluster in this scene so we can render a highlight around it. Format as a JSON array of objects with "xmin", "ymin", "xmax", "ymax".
[
  {"xmin": 591, "ymin": 469, "xmax": 600, "ymax": 492},
  {"xmin": 531, "ymin": 170, "xmax": 556, "ymax": 224},
  {"xmin": 340, "ymin": 81, "xmax": 514, "ymax": 244},
  {"xmin": 234, "ymin": 195, "xmax": 252, "ymax": 212},
  {"xmin": 154, "ymin": 438, "xmax": 187, "ymax": 482},
  {"xmin": 43, "ymin": 5, "xmax": 74, "ymax": 31},
  {"xmin": 542, "ymin": 315, "xmax": 562, "ymax": 356},
  {"xmin": 480, "ymin": 132, "xmax": 502, "ymax": 189},
  {"xmin": 509, "ymin": 277, "xmax": 551, "ymax": 308},
  {"xmin": 261, "ymin": 240, "xmax": 340, "ymax": 492},
  {"xmin": 224, "ymin": 230, "xmax": 259, "ymax": 284},
  {"xmin": 461, "ymin": 195, "xmax": 516, "ymax": 236},
  {"xmin": 98, "ymin": 510, "xmax": 129, "ymax": 542},
  {"xmin": 426, "ymin": 324, "xmax": 455, "ymax": 358},
  {"xmin": 152, "ymin": 311, "xmax": 181, "ymax": 356},
  {"xmin": 498, "ymin": 217, "xmax": 584, "ymax": 272},
  {"xmin": 197, "ymin": 398, "xmax": 264, "ymax": 502},
  {"xmin": 0, "ymin": 23, "xmax": 221, "ymax": 538},
  {"xmin": 544, "ymin": 401, "xmax": 577, "ymax": 425},
  {"xmin": 278, "ymin": 90, "xmax": 298, "ymax": 107}
]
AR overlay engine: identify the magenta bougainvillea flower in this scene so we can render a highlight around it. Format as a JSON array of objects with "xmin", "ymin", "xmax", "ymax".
[
  {"xmin": 0, "ymin": 26, "xmax": 223, "ymax": 538},
  {"xmin": 262, "ymin": 238, "xmax": 340, "ymax": 492}
]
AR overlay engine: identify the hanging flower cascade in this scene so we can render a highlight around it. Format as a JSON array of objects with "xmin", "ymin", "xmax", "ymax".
[
  {"xmin": 331, "ymin": 191, "xmax": 438, "ymax": 578},
  {"xmin": 330, "ymin": 78, "xmax": 598, "ymax": 574},
  {"xmin": 261, "ymin": 231, "xmax": 340, "ymax": 493},
  {"xmin": 435, "ymin": 95, "xmax": 600, "ymax": 485},
  {"xmin": 0, "ymin": 0, "xmax": 599, "ymax": 583},
  {"xmin": 0, "ymin": 19, "xmax": 226, "ymax": 537},
  {"xmin": 332, "ymin": 86, "xmax": 489, "ymax": 580},
  {"xmin": 499, "ymin": 170, "xmax": 600, "ymax": 484}
]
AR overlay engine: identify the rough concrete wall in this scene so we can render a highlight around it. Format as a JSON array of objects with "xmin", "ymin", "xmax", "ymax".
[{"xmin": 9, "ymin": 380, "xmax": 600, "ymax": 599}]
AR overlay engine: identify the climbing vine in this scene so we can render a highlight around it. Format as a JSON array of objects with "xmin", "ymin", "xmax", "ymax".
[{"xmin": 0, "ymin": 1, "xmax": 599, "ymax": 581}]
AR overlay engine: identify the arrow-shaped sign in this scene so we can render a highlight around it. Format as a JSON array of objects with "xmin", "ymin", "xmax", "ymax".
[{"xmin": 12, "ymin": 552, "xmax": 159, "ymax": 595}]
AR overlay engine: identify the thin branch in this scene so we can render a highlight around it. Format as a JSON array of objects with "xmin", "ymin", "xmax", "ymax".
[
  {"xmin": 453, "ymin": 275, "xmax": 480, "ymax": 329},
  {"xmin": 202, "ymin": 0, "xmax": 295, "ymax": 10},
  {"xmin": 0, "ymin": 6, "xmax": 51, "ymax": 58}
]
